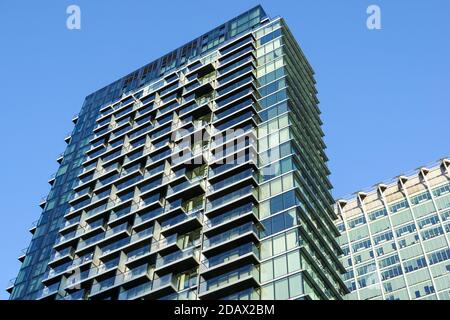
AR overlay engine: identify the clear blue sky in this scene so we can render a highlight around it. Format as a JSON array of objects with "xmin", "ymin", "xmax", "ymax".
[{"xmin": 0, "ymin": 0, "xmax": 449, "ymax": 299}]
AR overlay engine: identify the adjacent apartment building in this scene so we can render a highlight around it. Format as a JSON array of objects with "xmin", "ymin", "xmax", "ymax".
[
  {"xmin": 336, "ymin": 159, "xmax": 450, "ymax": 300},
  {"xmin": 7, "ymin": 6, "xmax": 347, "ymax": 300}
]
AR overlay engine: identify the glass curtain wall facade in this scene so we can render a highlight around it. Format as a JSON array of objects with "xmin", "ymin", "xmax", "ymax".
[
  {"xmin": 8, "ymin": 6, "xmax": 347, "ymax": 300},
  {"xmin": 336, "ymin": 159, "xmax": 450, "ymax": 300}
]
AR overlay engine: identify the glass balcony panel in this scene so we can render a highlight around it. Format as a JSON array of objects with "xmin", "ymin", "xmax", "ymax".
[
  {"xmin": 153, "ymin": 273, "xmax": 174, "ymax": 289},
  {"xmin": 202, "ymin": 243, "xmax": 259, "ymax": 269},
  {"xmin": 127, "ymin": 244, "xmax": 152, "ymax": 262},
  {"xmin": 101, "ymin": 237, "xmax": 130, "ymax": 255},
  {"xmin": 204, "ymin": 203, "xmax": 257, "ymax": 229},
  {"xmin": 220, "ymin": 36, "xmax": 253, "ymax": 56},
  {"xmin": 203, "ymin": 223, "xmax": 259, "ymax": 248},
  {"xmin": 50, "ymin": 246, "xmax": 73, "ymax": 261},
  {"xmin": 55, "ymin": 226, "xmax": 85, "ymax": 244},
  {"xmin": 206, "ymin": 185, "xmax": 256, "ymax": 211},
  {"xmin": 119, "ymin": 281, "xmax": 152, "ymax": 300},
  {"xmin": 77, "ymin": 233, "xmax": 104, "ymax": 250},
  {"xmin": 179, "ymin": 102, "xmax": 198, "ymax": 115},
  {"xmin": 134, "ymin": 207, "xmax": 164, "ymax": 225},
  {"xmin": 37, "ymin": 281, "xmax": 60, "ymax": 299},
  {"xmin": 103, "ymin": 150, "xmax": 122, "ymax": 163},
  {"xmin": 219, "ymin": 45, "xmax": 254, "ymax": 66},
  {"xmin": 213, "ymin": 98, "xmax": 253, "ymax": 121},
  {"xmin": 90, "ymin": 274, "xmax": 119, "ymax": 295},
  {"xmin": 71, "ymin": 252, "xmax": 94, "ymax": 268},
  {"xmin": 46, "ymin": 260, "xmax": 72, "ymax": 278},
  {"xmin": 214, "ymin": 111, "xmax": 255, "ymax": 132},
  {"xmin": 208, "ymin": 152, "xmax": 255, "ymax": 177},
  {"xmin": 129, "ymin": 124, "xmax": 152, "ymax": 140},
  {"xmin": 123, "ymin": 264, "xmax": 150, "ymax": 282},
  {"xmin": 109, "ymin": 205, "xmax": 132, "ymax": 222},
  {"xmin": 60, "ymin": 289, "xmax": 86, "ymax": 300},
  {"xmin": 217, "ymin": 76, "xmax": 254, "ymax": 97},
  {"xmin": 130, "ymin": 227, "xmax": 154, "ymax": 243},
  {"xmin": 155, "ymin": 247, "xmax": 199, "ymax": 268},
  {"xmin": 151, "ymin": 234, "xmax": 177, "ymax": 252},
  {"xmin": 167, "ymin": 179, "xmax": 204, "ymax": 196},
  {"xmin": 218, "ymin": 56, "xmax": 253, "ymax": 76},
  {"xmin": 150, "ymin": 149, "xmax": 171, "ymax": 162},
  {"xmin": 144, "ymin": 164, "xmax": 165, "ymax": 179},
  {"xmin": 133, "ymin": 194, "xmax": 162, "ymax": 211},
  {"xmin": 140, "ymin": 178, "xmax": 162, "ymax": 194},
  {"xmin": 160, "ymin": 210, "xmax": 203, "ymax": 230},
  {"xmin": 218, "ymin": 65, "xmax": 254, "ymax": 86},
  {"xmin": 208, "ymin": 169, "xmax": 256, "ymax": 192},
  {"xmin": 199, "ymin": 264, "xmax": 259, "ymax": 294},
  {"xmin": 104, "ymin": 222, "xmax": 129, "ymax": 238}
]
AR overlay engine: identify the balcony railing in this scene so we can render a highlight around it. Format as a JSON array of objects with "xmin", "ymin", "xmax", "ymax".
[
  {"xmin": 46, "ymin": 253, "xmax": 94, "ymax": 280},
  {"xmin": 123, "ymin": 264, "xmax": 150, "ymax": 283},
  {"xmin": 77, "ymin": 223, "xmax": 128, "ymax": 251},
  {"xmin": 108, "ymin": 205, "xmax": 133, "ymax": 222},
  {"xmin": 69, "ymin": 188, "xmax": 91, "ymax": 203},
  {"xmin": 206, "ymin": 186, "xmax": 258, "ymax": 212},
  {"xmin": 90, "ymin": 264, "xmax": 150, "ymax": 297},
  {"xmin": 198, "ymin": 265, "xmax": 259, "ymax": 295},
  {"xmin": 58, "ymin": 289, "xmax": 86, "ymax": 300},
  {"xmin": 101, "ymin": 237, "xmax": 130, "ymax": 256},
  {"xmin": 150, "ymin": 234, "xmax": 178, "ymax": 253},
  {"xmin": 63, "ymin": 215, "xmax": 81, "ymax": 228},
  {"xmin": 90, "ymin": 273, "xmax": 122, "ymax": 296},
  {"xmin": 36, "ymin": 282, "xmax": 60, "ymax": 299},
  {"xmin": 207, "ymin": 169, "xmax": 257, "ymax": 193},
  {"xmin": 200, "ymin": 243, "xmax": 259, "ymax": 271},
  {"xmin": 152, "ymin": 273, "xmax": 176, "ymax": 290},
  {"xmin": 208, "ymin": 151, "xmax": 257, "ymax": 177},
  {"xmin": 167, "ymin": 175, "xmax": 206, "ymax": 197},
  {"xmin": 130, "ymin": 227, "xmax": 154, "ymax": 243},
  {"xmin": 131, "ymin": 196, "xmax": 163, "ymax": 214},
  {"xmin": 204, "ymin": 204, "xmax": 257, "ymax": 230},
  {"xmin": 212, "ymin": 98, "xmax": 255, "ymax": 122},
  {"xmin": 125, "ymin": 235, "xmax": 177, "ymax": 265},
  {"xmin": 49, "ymin": 246, "xmax": 73, "ymax": 262},
  {"xmin": 54, "ymin": 226, "xmax": 85, "ymax": 245},
  {"xmin": 203, "ymin": 223, "xmax": 259, "ymax": 249},
  {"xmin": 118, "ymin": 281, "xmax": 152, "ymax": 300},
  {"xmin": 134, "ymin": 207, "xmax": 164, "ymax": 226},
  {"xmin": 220, "ymin": 36, "xmax": 254, "ymax": 57},
  {"xmin": 160, "ymin": 209, "xmax": 203, "ymax": 231},
  {"xmin": 219, "ymin": 44, "xmax": 254, "ymax": 66},
  {"xmin": 126, "ymin": 244, "xmax": 152, "ymax": 263},
  {"xmin": 159, "ymin": 289, "xmax": 198, "ymax": 301},
  {"xmin": 218, "ymin": 55, "xmax": 254, "ymax": 76},
  {"xmin": 83, "ymin": 199, "xmax": 119, "ymax": 219},
  {"xmin": 155, "ymin": 247, "xmax": 199, "ymax": 269}
]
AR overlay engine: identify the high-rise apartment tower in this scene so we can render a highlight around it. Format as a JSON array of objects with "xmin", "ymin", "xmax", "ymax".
[{"xmin": 8, "ymin": 6, "xmax": 347, "ymax": 300}]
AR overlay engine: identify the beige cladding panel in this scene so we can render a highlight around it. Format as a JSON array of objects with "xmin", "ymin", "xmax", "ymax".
[
  {"xmin": 403, "ymin": 180, "xmax": 427, "ymax": 197},
  {"xmin": 427, "ymin": 166, "xmax": 444, "ymax": 180},
  {"xmin": 384, "ymin": 184, "xmax": 404, "ymax": 204},
  {"xmin": 363, "ymin": 196, "xmax": 384, "ymax": 212},
  {"xmin": 428, "ymin": 171, "xmax": 449, "ymax": 189},
  {"xmin": 343, "ymin": 204, "xmax": 363, "ymax": 219}
]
